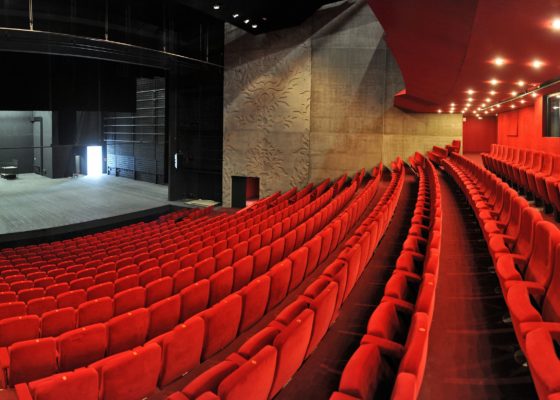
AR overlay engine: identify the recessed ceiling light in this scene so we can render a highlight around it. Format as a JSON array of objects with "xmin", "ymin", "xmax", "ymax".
[
  {"xmin": 520, "ymin": 99, "xmax": 526, "ymax": 104},
  {"xmin": 490, "ymin": 90, "xmax": 497, "ymax": 95},
  {"xmin": 484, "ymin": 111, "xmax": 488, "ymax": 114},
  {"xmin": 496, "ymin": 104, "xmax": 501, "ymax": 108},
  {"xmin": 490, "ymin": 78, "xmax": 499, "ymax": 85},
  {"xmin": 467, "ymin": 97, "xmax": 474, "ymax": 102},
  {"xmin": 532, "ymin": 59, "xmax": 544, "ymax": 69},
  {"xmin": 531, "ymin": 92, "xmax": 538, "ymax": 98},
  {"xmin": 494, "ymin": 57, "xmax": 505, "ymax": 66},
  {"xmin": 437, "ymin": 109, "xmax": 442, "ymax": 113},
  {"xmin": 252, "ymin": 24, "xmax": 258, "ymax": 28},
  {"xmin": 552, "ymin": 18, "xmax": 560, "ymax": 30},
  {"xmin": 244, "ymin": 19, "xmax": 250, "ymax": 24},
  {"xmin": 233, "ymin": 13, "xmax": 239, "ymax": 18},
  {"xmin": 511, "ymin": 91, "xmax": 518, "ymax": 96},
  {"xmin": 517, "ymin": 80, "xmax": 525, "ymax": 87},
  {"xmin": 467, "ymin": 89, "xmax": 474, "ymax": 95},
  {"xmin": 213, "ymin": 4, "xmax": 220, "ymax": 10},
  {"xmin": 511, "ymin": 104, "xmax": 515, "ymax": 108},
  {"xmin": 486, "ymin": 97, "xmax": 491, "ymax": 102}
]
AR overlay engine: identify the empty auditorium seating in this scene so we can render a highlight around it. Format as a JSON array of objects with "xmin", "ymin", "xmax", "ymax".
[
  {"xmin": 444, "ymin": 149, "xmax": 560, "ymax": 398},
  {"xmin": 332, "ymin": 154, "xmax": 440, "ymax": 400},
  {"xmin": 163, "ymin": 159, "xmax": 404, "ymax": 400},
  {"xmin": 483, "ymin": 145, "xmax": 560, "ymax": 217}
]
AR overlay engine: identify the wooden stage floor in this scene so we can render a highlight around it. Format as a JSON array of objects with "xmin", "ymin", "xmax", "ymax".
[{"xmin": 0, "ymin": 173, "xmax": 185, "ymax": 237}]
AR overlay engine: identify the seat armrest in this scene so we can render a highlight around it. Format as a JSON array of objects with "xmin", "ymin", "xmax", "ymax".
[
  {"xmin": 15, "ymin": 384, "xmax": 34, "ymax": 400},
  {"xmin": 360, "ymin": 335, "xmax": 405, "ymax": 360},
  {"xmin": 381, "ymin": 296, "xmax": 415, "ymax": 314}
]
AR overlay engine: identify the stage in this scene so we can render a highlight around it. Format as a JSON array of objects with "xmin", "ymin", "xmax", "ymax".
[{"xmin": 0, "ymin": 174, "xmax": 188, "ymax": 245}]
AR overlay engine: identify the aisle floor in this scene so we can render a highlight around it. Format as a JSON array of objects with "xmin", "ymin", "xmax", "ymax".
[{"xmin": 418, "ymin": 171, "xmax": 536, "ymax": 399}]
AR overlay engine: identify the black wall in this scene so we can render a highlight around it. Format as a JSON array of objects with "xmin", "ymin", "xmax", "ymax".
[
  {"xmin": 168, "ymin": 65, "xmax": 223, "ymax": 201},
  {"xmin": 0, "ymin": 0, "xmax": 224, "ymax": 200},
  {"xmin": 0, "ymin": 111, "xmax": 34, "ymax": 173}
]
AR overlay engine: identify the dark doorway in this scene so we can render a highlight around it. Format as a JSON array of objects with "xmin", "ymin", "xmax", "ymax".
[{"xmin": 231, "ymin": 176, "xmax": 260, "ymax": 208}]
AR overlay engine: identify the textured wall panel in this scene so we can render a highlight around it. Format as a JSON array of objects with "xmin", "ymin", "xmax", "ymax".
[{"xmin": 223, "ymin": 0, "xmax": 462, "ymax": 206}]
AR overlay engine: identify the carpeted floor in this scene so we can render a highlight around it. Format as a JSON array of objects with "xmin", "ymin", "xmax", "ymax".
[{"xmin": 418, "ymin": 171, "xmax": 537, "ymax": 400}]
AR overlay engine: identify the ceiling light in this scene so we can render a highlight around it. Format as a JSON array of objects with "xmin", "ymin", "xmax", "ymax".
[
  {"xmin": 511, "ymin": 91, "xmax": 518, "ymax": 96},
  {"xmin": 552, "ymin": 18, "xmax": 560, "ymax": 30},
  {"xmin": 511, "ymin": 104, "xmax": 516, "ymax": 108},
  {"xmin": 450, "ymin": 102, "xmax": 455, "ymax": 106},
  {"xmin": 531, "ymin": 92, "xmax": 538, "ymax": 98},
  {"xmin": 484, "ymin": 111, "xmax": 488, "ymax": 114},
  {"xmin": 490, "ymin": 90, "xmax": 497, "ymax": 95},
  {"xmin": 252, "ymin": 24, "xmax": 258, "ymax": 28},
  {"xmin": 517, "ymin": 80, "xmax": 525, "ymax": 87},
  {"xmin": 481, "ymin": 103, "xmax": 487, "ymax": 107},
  {"xmin": 233, "ymin": 13, "xmax": 239, "ymax": 18},
  {"xmin": 437, "ymin": 109, "xmax": 442, "ymax": 113},
  {"xmin": 467, "ymin": 89, "xmax": 474, "ymax": 95},
  {"xmin": 486, "ymin": 97, "xmax": 491, "ymax": 102},
  {"xmin": 467, "ymin": 97, "xmax": 474, "ymax": 102},
  {"xmin": 244, "ymin": 19, "xmax": 250, "ymax": 24},
  {"xmin": 213, "ymin": 4, "xmax": 220, "ymax": 10},
  {"xmin": 496, "ymin": 104, "xmax": 501, "ymax": 108},
  {"xmin": 520, "ymin": 99, "xmax": 526, "ymax": 104},
  {"xmin": 494, "ymin": 57, "xmax": 505, "ymax": 66},
  {"xmin": 532, "ymin": 59, "xmax": 544, "ymax": 69},
  {"xmin": 490, "ymin": 78, "xmax": 499, "ymax": 85}
]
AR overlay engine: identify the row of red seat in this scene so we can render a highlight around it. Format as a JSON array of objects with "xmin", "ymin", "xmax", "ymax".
[
  {"xmin": 481, "ymin": 144, "xmax": 560, "ymax": 217},
  {"xmin": 0, "ymin": 179, "xmax": 338, "ymax": 302},
  {"xmin": 163, "ymin": 160, "xmax": 405, "ymax": 400},
  {"xmin": 8, "ymin": 168, "xmax": 377, "ymax": 399},
  {"xmin": 426, "ymin": 140, "xmax": 461, "ymax": 166},
  {"xmin": 442, "ymin": 152, "xmax": 560, "ymax": 400},
  {"xmin": 332, "ymin": 154, "xmax": 441, "ymax": 400},
  {"xmin": 0, "ymin": 183, "xmax": 308, "ymax": 270},
  {"xmin": 0, "ymin": 207, "xmax": 214, "ymax": 264},
  {"xmin": 0, "ymin": 182, "xmax": 334, "ymax": 327},
  {"xmin": 0, "ymin": 186, "xmax": 300, "ymax": 272},
  {"xmin": 0, "ymin": 179, "xmax": 342, "ymax": 350}
]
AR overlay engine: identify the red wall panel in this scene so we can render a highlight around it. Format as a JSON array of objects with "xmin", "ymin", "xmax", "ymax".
[
  {"xmin": 463, "ymin": 116, "xmax": 497, "ymax": 153},
  {"xmin": 496, "ymin": 96, "xmax": 560, "ymax": 152}
]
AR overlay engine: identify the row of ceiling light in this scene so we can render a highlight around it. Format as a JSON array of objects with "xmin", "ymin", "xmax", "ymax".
[
  {"xmin": 212, "ymin": 4, "xmax": 261, "ymax": 29},
  {"xmin": 437, "ymin": 18, "xmax": 560, "ymax": 118}
]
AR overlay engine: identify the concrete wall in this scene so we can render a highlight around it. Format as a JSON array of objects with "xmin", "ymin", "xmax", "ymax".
[{"xmin": 222, "ymin": 0, "xmax": 462, "ymax": 206}]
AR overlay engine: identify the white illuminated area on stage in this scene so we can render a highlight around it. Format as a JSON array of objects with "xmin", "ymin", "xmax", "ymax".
[{"xmin": 87, "ymin": 146, "xmax": 102, "ymax": 176}]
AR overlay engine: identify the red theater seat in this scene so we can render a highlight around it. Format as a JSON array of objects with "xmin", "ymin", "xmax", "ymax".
[
  {"xmin": 89, "ymin": 343, "xmax": 161, "ymax": 400},
  {"xmin": 150, "ymin": 316, "xmax": 205, "ymax": 387},
  {"xmin": 57, "ymin": 323, "xmax": 107, "ymax": 371},
  {"xmin": 40, "ymin": 308, "xmax": 76, "ymax": 337},
  {"xmin": 16, "ymin": 368, "xmax": 99, "ymax": 400},
  {"xmin": 147, "ymin": 295, "xmax": 181, "ymax": 339},
  {"xmin": 77, "ymin": 297, "xmax": 114, "ymax": 327},
  {"xmin": 200, "ymin": 294, "xmax": 243, "ymax": 359},
  {"xmin": 0, "ymin": 315, "xmax": 40, "ymax": 347},
  {"xmin": 0, "ymin": 337, "xmax": 58, "ymax": 387},
  {"xmin": 106, "ymin": 308, "xmax": 149, "ymax": 355}
]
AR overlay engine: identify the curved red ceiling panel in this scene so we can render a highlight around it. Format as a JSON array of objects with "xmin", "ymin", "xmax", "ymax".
[{"xmin": 370, "ymin": 0, "xmax": 560, "ymax": 114}]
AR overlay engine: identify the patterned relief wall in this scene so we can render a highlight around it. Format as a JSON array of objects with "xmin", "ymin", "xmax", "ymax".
[
  {"xmin": 223, "ymin": 0, "xmax": 462, "ymax": 206},
  {"xmin": 223, "ymin": 24, "xmax": 312, "ymax": 206}
]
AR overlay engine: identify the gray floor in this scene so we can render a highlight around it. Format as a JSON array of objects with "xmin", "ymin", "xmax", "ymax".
[{"xmin": 0, "ymin": 173, "xmax": 183, "ymax": 235}]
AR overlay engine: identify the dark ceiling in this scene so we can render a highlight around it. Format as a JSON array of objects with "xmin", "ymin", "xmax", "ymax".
[{"xmin": 179, "ymin": 0, "xmax": 341, "ymax": 33}]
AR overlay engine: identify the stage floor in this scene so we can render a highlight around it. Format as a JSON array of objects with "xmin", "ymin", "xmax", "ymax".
[{"xmin": 0, "ymin": 174, "xmax": 184, "ymax": 236}]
